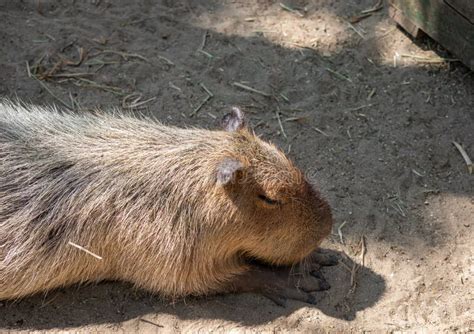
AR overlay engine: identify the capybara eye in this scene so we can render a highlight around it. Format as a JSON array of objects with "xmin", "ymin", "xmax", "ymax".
[{"xmin": 257, "ymin": 194, "xmax": 281, "ymax": 206}]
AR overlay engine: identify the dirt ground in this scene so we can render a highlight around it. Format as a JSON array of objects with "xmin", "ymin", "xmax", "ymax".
[{"xmin": 0, "ymin": 0, "xmax": 473, "ymax": 332}]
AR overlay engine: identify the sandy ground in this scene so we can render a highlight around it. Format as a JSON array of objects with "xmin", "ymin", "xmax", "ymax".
[{"xmin": 0, "ymin": 0, "xmax": 473, "ymax": 332}]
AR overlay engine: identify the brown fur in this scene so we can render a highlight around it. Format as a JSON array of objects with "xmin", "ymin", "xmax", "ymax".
[{"xmin": 0, "ymin": 101, "xmax": 332, "ymax": 300}]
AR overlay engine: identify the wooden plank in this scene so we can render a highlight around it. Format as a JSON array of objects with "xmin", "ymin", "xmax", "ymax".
[
  {"xmin": 445, "ymin": 0, "xmax": 474, "ymax": 24},
  {"xmin": 389, "ymin": 0, "xmax": 474, "ymax": 70},
  {"xmin": 388, "ymin": 5, "xmax": 424, "ymax": 38}
]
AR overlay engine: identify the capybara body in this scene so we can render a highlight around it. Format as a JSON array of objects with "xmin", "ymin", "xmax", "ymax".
[{"xmin": 0, "ymin": 101, "xmax": 332, "ymax": 300}]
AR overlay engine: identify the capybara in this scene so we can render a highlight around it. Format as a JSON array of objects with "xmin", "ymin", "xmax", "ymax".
[{"xmin": 0, "ymin": 101, "xmax": 334, "ymax": 303}]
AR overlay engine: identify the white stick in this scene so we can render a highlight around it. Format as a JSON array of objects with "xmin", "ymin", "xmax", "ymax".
[
  {"xmin": 68, "ymin": 241, "xmax": 103, "ymax": 260},
  {"xmin": 453, "ymin": 141, "xmax": 473, "ymax": 174}
]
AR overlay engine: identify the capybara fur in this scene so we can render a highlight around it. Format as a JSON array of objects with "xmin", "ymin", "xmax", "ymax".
[{"xmin": 0, "ymin": 101, "xmax": 333, "ymax": 300}]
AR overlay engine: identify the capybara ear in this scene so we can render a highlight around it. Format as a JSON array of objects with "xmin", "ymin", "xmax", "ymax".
[
  {"xmin": 216, "ymin": 157, "xmax": 244, "ymax": 185},
  {"xmin": 222, "ymin": 107, "xmax": 246, "ymax": 132}
]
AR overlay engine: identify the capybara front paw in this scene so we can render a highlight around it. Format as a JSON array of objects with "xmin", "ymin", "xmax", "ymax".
[
  {"xmin": 308, "ymin": 248, "xmax": 340, "ymax": 268},
  {"xmin": 261, "ymin": 270, "xmax": 331, "ymax": 307},
  {"xmin": 230, "ymin": 263, "xmax": 332, "ymax": 307}
]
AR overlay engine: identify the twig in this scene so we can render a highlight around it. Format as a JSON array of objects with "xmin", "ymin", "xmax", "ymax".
[
  {"xmin": 133, "ymin": 97, "xmax": 157, "ymax": 108},
  {"xmin": 390, "ymin": 200, "xmax": 406, "ymax": 218},
  {"xmin": 69, "ymin": 91, "xmax": 78, "ymax": 110},
  {"xmin": 68, "ymin": 241, "xmax": 103, "ymax": 260},
  {"xmin": 453, "ymin": 141, "xmax": 473, "ymax": 174},
  {"xmin": 279, "ymin": 93, "xmax": 290, "ymax": 103},
  {"xmin": 50, "ymin": 72, "xmax": 94, "ymax": 78},
  {"xmin": 73, "ymin": 78, "xmax": 127, "ymax": 95},
  {"xmin": 400, "ymin": 53, "xmax": 459, "ymax": 64},
  {"xmin": 32, "ymin": 75, "xmax": 73, "ymax": 110},
  {"xmin": 279, "ymin": 3, "xmax": 304, "ymax": 17},
  {"xmin": 393, "ymin": 52, "xmax": 399, "ymax": 68},
  {"xmin": 122, "ymin": 93, "xmax": 156, "ymax": 109},
  {"xmin": 348, "ymin": 236, "xmax": 367, "ymax": 294},
  {"xmin": 199, "ymin": 31, "xmax": 208, "ymax": 50},
  {"xmin": 26, "ymin": 61, "xmax": 32, "ymax": 78},
  {"xmin": 169, "ymin": 82, "xmax": 182, "ymax": 92},
  {"xmin": 254, "ymin": 120, "xmax": 265, "ymax": 128},
  {"xmin": 157, "ymin": 55, "xmax": 174, "ymax": 65},
  {"xmin": 197, "ymin": 49, "xmax": 214, "ymax": 58},
  {"xmin": 367, "ymin": 88, "xmax": 376, "ymax": 100},
  {"xmin": 360, "ymin": 236, "xmax": 367, "ymax": 267},
  {"xmin": 195, "ymin": 29, "xmax": 211, "ymax": 58},
  {"xmin": 84, "ymin": 58, "xmax": 120, "ymax": 72},
  {"xmin": 349, "ymin": 13, "xmax": 372, "ymax": 23},
  {"xmin": 44, "ymin": 33, "xmax": 56, "ymax": 41},
  {"xmin": 39, "ymin": 59, "xmax": 64, "ymax": 79},
  {"xmin": 200, "ymin": 83, "xmax": 214, "ymax": 97},
  {"xmin": 338, "ymin": 221, "xmax": 348, "ymax": 244},
  {"xmin": 190, "ymin": 83, "xmax": 214, "ymax": 116},
  {"xmin": 124, "ymin": 96, "xmax": 156, "ymax": 109},
  {"xmin": 232, "ymin": 82, "xmax": 271, "ymax": 97},
  {"xmin": 346, "ymin": 21, "xmax": 366, "ymax": 39},
  {"xmin": 312, "ymin": 126, "xmax": 329, "ymax": 137},
  {"xmin": 349, "ymin": 262, "xmax": 357, "ymax": 288},
  {"xmin": 140, "ymin": 319, "xmax": 164, "ymax": 328},
  {"xmin": 361, "ymin": 0, "xmax": 384, "ymax": 14},
  {"xmin": 325, "ymin": 68, "xmax": 353, "ymax": 83},
  {"xmin": 275, "ymin": 107, "xmax": 287, "ymax": 139},
  {"xmin": 122, "ymin": 92, "xmax": 142, "ymax": 107},
  {"xmin": 64, "ymin": 47, "xmax": 87, "ymax": 67},
  {"xmin": 284, "ymin": 117, "xmax": 306, "ymax": 122},
  {"xmin": 191, "ymin": 95, "xmax": 211, "ymax": 116},
  {"xmin": 339, "ymin": 260, "xmax": 352, "ymax": 273},
  {"xmin": 30, "ymin": 53, "xmax": 47, "ymax": 75},
  {"xmin": 97, "ymin": 50, "xmax": 149, "ymax": 62}
]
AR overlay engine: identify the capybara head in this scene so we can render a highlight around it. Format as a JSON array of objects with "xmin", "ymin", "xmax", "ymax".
[{"xmin": 213, "ymin": 107, "xmax": 333, "ymax": 266}]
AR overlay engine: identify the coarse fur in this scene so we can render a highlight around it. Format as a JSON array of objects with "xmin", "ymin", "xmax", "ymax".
[{"xmin": 0, "ymin": 100, "xmax": 332, "ymax": 300}]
